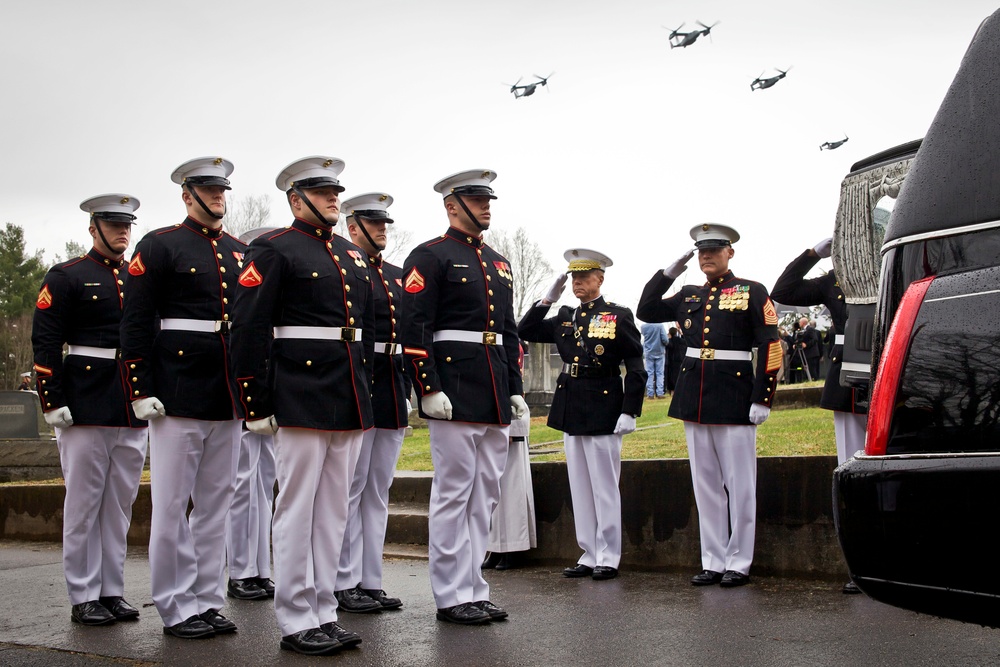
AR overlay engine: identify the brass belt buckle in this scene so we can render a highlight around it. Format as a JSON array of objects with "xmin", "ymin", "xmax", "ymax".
[
  {"xmin": 570, "ymin": 363, "xmax": 579, "ymax": 377},
  {"xmin": 341, "ymin": 327, "xmax": 357, "ymax": 342},
  {"xmin": 215, "ymin": 321, "xmax": 231, "ymax": 334},
  {"xmin": 700, "ymin": 347, "xmax": 715, "ymax": 360},
  {"xmin": 385, "ymin": 342, "xmax": 397, "ymax": 354},
  {"xmin": 482, "ymin": 331, "xmax": 497, "ymax": 345}
]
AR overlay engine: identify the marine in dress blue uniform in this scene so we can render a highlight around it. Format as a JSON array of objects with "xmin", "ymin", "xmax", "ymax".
[
  {"xmin": 31, "ymin": 194, "xmax": 148, "ymax": 626},
  {"xmin": 518, "ymin": 249, "xmax": 645, "ymax": 580},
  {"xmin": 637, "ymin": 224, "xmax": 781, "ymax": 587},
  {"xmin": 401, "ymin": 169, "xmax": 526, "ymax": 625},
  {"xmin": 230, "ymin": 156, "xmax": 374, "ymax": 656},
  {"xmin": 120, "ymin": 157, "xmax": 245, "ymax": 638},
  {"xmin": 225, "ymin": 226, "xmax": 279, "ymax": 604},
  {"xmin": 771, "ymin": 238, "xmax": 868, "ymax": 594},
  {"xmin": 335, "ymin": 192, "xmax": 410, "ymax": 614}
]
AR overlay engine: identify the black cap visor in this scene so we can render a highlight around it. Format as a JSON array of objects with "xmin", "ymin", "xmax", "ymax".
[
  {"xmin": 92, "ymin": 212, "xmax": 137, "ymax": 225},
  {"xmin": 185, "ymin": 175, "xmax": 232, "ymax": 190},
  {"xmin": 291, "ymin": 176, "xmax": 345, "ymax": 193},
  {"xmin": 695, "ymin": 239, "xmax": 732, "ymax": 249},
  {"xmin": 351, "ymin": 209, "xmax": 394, "ymax": 224},
  {"xmin": 451, "ymin": 185, "xmax": 497, "ymax": 199}
]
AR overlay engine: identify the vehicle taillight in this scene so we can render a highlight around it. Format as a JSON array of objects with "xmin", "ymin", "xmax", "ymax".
[{"xmin": 866, "ymin": 276, "xmax": 935, "ymax": 455}]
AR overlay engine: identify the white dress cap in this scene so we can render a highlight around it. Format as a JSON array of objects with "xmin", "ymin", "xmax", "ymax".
[
  {"xmin": 275, "ymin": 156, "xmax": 346, "ymax": 192},
  {"xmin": 690, "ymin": 223, "xmax": 740, "ymax": 248},
  {"xmin": 342, "ymin": 192, "xmax": 394, "ymax": 222},
  {"xmin": 170, "ymin": 156, "xmax": 234, "ymax": 188},
  {"xmin": 80, "ymin": 193, "xmax": 140, "ymax": 220},
  {"xmin": 563, "ymin": 248, "xmax": 613, "ymax": 273},
  {"xmin": 433, "ymin": 169, "xmax": 497, "ymax": 199}
]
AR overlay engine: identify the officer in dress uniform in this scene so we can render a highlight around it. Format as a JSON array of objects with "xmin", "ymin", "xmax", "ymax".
[
  {"xmin": 518, "ymin": 249, "xmax": 645, "ymax": 581},
  {"xmin": 230, "ymin": 156, "xmax": 374, "ymax": 656},
  {"xmin": 637, "ymin": 224, "xmax": 781, "ymax": 588},
  {"xmin": 333, "ymin": 192, "xmax": 410, "ymax": 615},
  {"xmin": 771, "ymin": 237, "xmax": 867, "ymax": 593},
  {"xmin": 401, "ymin": 169, "xmax": 527, "ymax": 625},
  {"xmin": 120, "ymin": 157, "xmax": 245, "ymax": 638},
  {"xmin": 31, "ymin": 194, "xmax": 148, "ymax": 626},
  {"xmin": 225, "ymin": 226, "xmax": 279, "ymax": 603}
]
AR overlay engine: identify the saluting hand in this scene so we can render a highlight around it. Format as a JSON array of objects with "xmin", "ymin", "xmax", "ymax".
[
  {"xmin": 541, "ymin": 273, "xmax": 568, "ymax": 305},
  {"xmin": 663, "ymin": 250, "xmax": 696, "ymax": 279},
  {"xmin": 812, "ymin": 237, "xmax": 833, "ymax": 259}
]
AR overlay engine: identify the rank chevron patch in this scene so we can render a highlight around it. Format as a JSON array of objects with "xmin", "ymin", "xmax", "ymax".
[
  {"xmin": 36, "ymin": 285, "xmax": 53, "ymax": 309},
  {"xmin": 128, "ymin": 253, "xmax": 146, "ymax": 276},
  {"xmin": 763, "ymin": 298, "xmax": 778, "ymax": 325},
  {"xmin": 238, "ymin": 261, "xmax": 263, "ymax": 287},
  {"xmin": 405, "ymin": 267, "xmax": 425, "ymax": 293}
]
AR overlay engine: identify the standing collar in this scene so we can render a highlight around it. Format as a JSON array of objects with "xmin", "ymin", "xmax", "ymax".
[
  {"xmin": 445, "ymin": 226, "xmax": 484, "ymax": 248},
  {"xmin": 291, "ymin": 218, "xmax": 334, "ymax": 241},
  {"xmin": 704, "ymin": 270, "xmax": 734, "ymax": 287},
  {"xmin": 87, "ymin": 247, "xmax": 126, "ymax": 268},
  {"xmin": 578, "ymin": 295, "xmax": 606, "ymax": 311},
  {"xmin": 182, "ymin": 216, "xmax": 225, "ymax": 239}
]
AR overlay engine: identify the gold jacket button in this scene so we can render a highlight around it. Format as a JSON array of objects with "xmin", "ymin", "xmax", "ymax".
[{"xmin": 306, "ymin": 360, "xmax": 312, "ymax": 366}]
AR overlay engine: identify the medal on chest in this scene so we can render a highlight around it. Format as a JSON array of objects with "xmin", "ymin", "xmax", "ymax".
[
  {"xmin": 588, "ymin": 312, "xmax": 617, "ymax": 339},
  {"xmin": 719, "ymin": 284, "xmax": 750, "ymax": 311}
]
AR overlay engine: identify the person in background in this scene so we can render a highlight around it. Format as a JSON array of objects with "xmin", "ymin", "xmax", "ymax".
[{"xmin": 641, "ymin": 321, "xmax": 669, "ymax": 399}]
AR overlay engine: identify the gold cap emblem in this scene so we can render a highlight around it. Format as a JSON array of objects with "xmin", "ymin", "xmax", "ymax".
[
  {"xmin": 214, "ymin": 157, "xmax": 223, "ymax": 165},
  {"xmin": 323, "ymin": 159, "xmax": 334, "ymax": 167},
  {"xmin": 481, "ymin": 171, "xmax": 492, "ymax": 178},
  {"xmin": 120, "ymin": 196, "xmax": 129, "ymax": 204},
  {"xmin": 379, "ymin": 194, "xmax": 388, "ymax": 201}
]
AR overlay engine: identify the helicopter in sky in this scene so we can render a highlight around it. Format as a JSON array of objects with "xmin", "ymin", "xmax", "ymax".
[
  {"xmin": 820, "ymin": 135, "xmax": 849, "ymax": 151},
  {"xmin": 750, "ymin": 67, "xmax": 792, "ymax": 91},
  {"xmin": 504, "ymin": 73, "xmax": 554, "ymax": 99},
  {"xmin": 664, "ymin": 20, "xmax": 720, "ymax": 48}
]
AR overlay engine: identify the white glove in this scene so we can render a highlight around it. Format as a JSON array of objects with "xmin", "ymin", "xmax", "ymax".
[
  {"xmin": 613, "ymin": 413, "xmax": 636, "ymax": 435},
  {"xmin": 44, "ymin": 406, "xmax": 73, "ymax": 429},
  {"xmin": 132, "ymin": 396, "xmax": 166, "ymax": 420},
  {"xmin": 749, "ymin": 403, "xmax": 771, "ymax": 425},
  {"xmin": 663, "ymin": 250, "xmax": 696, "ymax": 279},
  {"xmin": 406, "ymin": 399, "xmax": 412, "ymax": 414},
  {"xmin": 421, "ymin": 391, "xmax": 453, "ymax": 420},
  {"xmin": 812, "ymin": 238, "xmax": 833, "ymax": 259},
  {"xmin": 541, "ymin": 274, "xmax": 568, "ymax": 304},
  {"xmin": 246, "ymin": 415, "xmax": 278, "ymax": 435},
  {"xmin": 511, "ymin": 395, "xmax": 529, "ymax": 420}
]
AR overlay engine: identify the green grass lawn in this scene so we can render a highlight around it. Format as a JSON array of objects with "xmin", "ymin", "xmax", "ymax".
[{"xmin": 397, "ymin": 394, "xmax": 836, "ymax": 471}]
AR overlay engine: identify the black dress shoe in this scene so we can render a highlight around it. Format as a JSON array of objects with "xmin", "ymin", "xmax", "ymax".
[
  {"xmin": 436, "ymin": 602, "xmax": 491, "ymax": 625},
  {"xmin": 562, "ymin": 563, "xmax": 594, "ymax": 578},
  {"xmin": 592, "ymin": 566, "xmax": 619, "ymax": 580},
  {"xmin": 481, "ymin": 552, "xmax": 501, "ymax": 569},
  {"xmin": 99, "ymin": 596, "xmax": 139, "ymax": 621},
  {"xmin": 494, "ymin": 554, "xmax": 519, "ymax": 570},
  {"xmin": 320, "ymin": 622, "xmax": 362, "ymax": 648},
  {"xmin": 720, "ymin": 570, "xmax": 750, "ymax": 587},
  {"xmin": 200, "ymin": 609, "xmax": 237, "ymax": 634},
  {"xmin": 335, "ymin": 585, "xmax": 382, "ymax": 613},
  {"xmin": 71, "ymin": 601, "xmax": 116, "ymax": 626},
  {"xmin": 281, "ymin": 628, "xmax": 341, "ymax": 656},
  {"xmin": 227, "ymin": 578, "xmax": 269, "ymax": 601},
  {"xmin": 163, "ymin": 615, "xmax": 215, "ymax": 639},
  {"xmin": 254, "ymin": 577, "xmax": 275, "ymax": 598},
  {"xmin": 473, "ymin": 600, "xmax": 508, "ymax": 620},
  {"xmin": 690, "ymin": 569, "xmax": 724, "ymax": 586},
  {"xmin": 843, "ymin": 581, "xmax": 861, "ymax": 594},
  {"xmin": 362, "ymin": 588, "xmax": 402, "ymax": 610}
]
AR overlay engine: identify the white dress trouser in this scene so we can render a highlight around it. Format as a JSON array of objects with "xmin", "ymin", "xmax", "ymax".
[
  {"xmin": 226, "ymin": 430, "xmax": 276, "ymax": 580},
  {"xmin": 834, "ymin": 411, "xmax": 868, "ymax": 464},
  {"xmin": 684, "ymin": 422, "xmax": 757, "ymax": 575},
  {"xmin": 148, "ymin": 416, "xmax": 240, "ymax": 627},
  {"xmin": 488, "ymin": 435, "xmax": 537, "ymax": 553},
  {"xmin": 272, "ymin": 427, "xmax": 364, "ymax": 637},
  {"xmin": 56, "ymin": 425, "xmax": 147, "ymax": 605},
  {"xmin": 427, "ymin": 420, "xmax": 509, "ymax": 609},
  {"xmin": 563, "ymin": 433, "xmax": 623, "ymax": 569},
  {"xmin": 336, "ymin": 427, "xmax": 405, "ymax": 591}
]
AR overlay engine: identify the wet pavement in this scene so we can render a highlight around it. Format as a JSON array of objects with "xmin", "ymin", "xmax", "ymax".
[{"xmin": 1, "ymin": 540, "xmax": 998, "ymax": 666}]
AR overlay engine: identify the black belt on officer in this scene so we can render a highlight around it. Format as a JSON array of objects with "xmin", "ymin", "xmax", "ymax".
[{"xmin": 561, "ymin": 362, "xmax": 620, "ymax": 378}]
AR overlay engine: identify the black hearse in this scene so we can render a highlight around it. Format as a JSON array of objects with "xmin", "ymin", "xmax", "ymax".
[{"xmin": 834, "ymin": 8, "xmax": 1000, "ymax": 628}]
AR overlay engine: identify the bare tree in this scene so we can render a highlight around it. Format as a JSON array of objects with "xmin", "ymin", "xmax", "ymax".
[
  {"xmin": 336, "ymin": 218, "xmax": 415, "ymax": 265},
  {"xmin": 223, "ymin": 193, "xmax": 273, "ymax": 238},
  {"xmin": 486, "ymin": 227, "xmax": 553, "ymax": 318},
  {"xmin": 54, "ymin": 240, "xmax": 88, "ymax": 264}
]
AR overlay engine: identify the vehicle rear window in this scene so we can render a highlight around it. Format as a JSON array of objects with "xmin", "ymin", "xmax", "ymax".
[{"xmin": 889, "ymin": 264, "xmax": 1000, "ymax": 454}]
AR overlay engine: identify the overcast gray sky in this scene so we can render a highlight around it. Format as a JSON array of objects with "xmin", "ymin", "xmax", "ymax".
[{"xmin": 3, "ymin": 0, "xmax": 996, "ymax": 313}]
